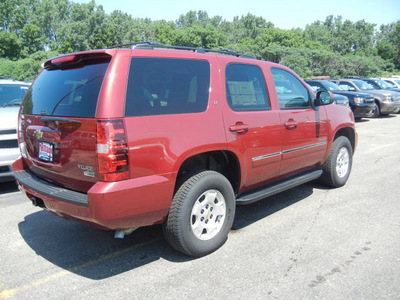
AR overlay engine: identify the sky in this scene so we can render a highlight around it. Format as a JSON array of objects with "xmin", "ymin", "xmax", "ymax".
[{"xmin": 74, "ymin": 0, "xmax": 400, "ymax": 30}]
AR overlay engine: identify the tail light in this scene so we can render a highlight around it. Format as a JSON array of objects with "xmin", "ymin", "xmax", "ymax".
[
  {"xmin": 18, "ymin": 115, "xmax": 27, "ymax": 158},
  {"xmin": 96, "ymin": 119, "xmax": 129, "ymax": 181}
]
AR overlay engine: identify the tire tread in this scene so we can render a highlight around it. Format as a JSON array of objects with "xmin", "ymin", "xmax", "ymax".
[
  {"xmin": 163, "ymin": 171, "xmax": 234, "ymax": 257},
  {"xmin": 319, "ymin": 136, "xmax": 352, "ymax": 188}
]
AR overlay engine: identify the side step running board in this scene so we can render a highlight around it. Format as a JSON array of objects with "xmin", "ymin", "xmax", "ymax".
[{"xmin": 236, "ymin": 169, "xmax": 323, "ymax": 205}]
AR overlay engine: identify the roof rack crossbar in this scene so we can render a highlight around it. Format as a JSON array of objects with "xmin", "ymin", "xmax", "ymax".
[{"xmin": 107, "ymin": 41, "xmax": 256, "ymax": 59}]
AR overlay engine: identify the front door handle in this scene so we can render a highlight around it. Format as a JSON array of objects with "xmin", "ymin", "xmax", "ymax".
[
  {"xmin": 229, "ymin": 122, "xmax": 248, "ymax": 134},
  {"xmin": 284, "ymin": 119, "xmax": 298, "ymax": 130}
]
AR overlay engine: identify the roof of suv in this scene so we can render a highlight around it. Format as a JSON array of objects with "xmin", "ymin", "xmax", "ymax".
[
  {"xmin": 43, "ymin": 42, "xmax": 294, "ymax": 77},
  {"xmin": 45, "ymin": 42, "xmax": 258, "ymax": 69}
]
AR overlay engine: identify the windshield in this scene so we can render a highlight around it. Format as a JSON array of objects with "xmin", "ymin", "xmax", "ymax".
[
  {"xmin": 0, "ymin": 84, "xmax": 30, "ymax": 107},
  {"xmin": 384, "ymin": 80, "xmax": 396, "ymax": 88},
  {"xmin": 354, "ymin": 80, "xmax": 374, "ymax": 91},
  {"xmin": 322, "ymin": 81, "xmax": 343, "ymax": 91},
  {"xmin": 377, "ymin": 79, "xmax": 393, "ymax": 89}
]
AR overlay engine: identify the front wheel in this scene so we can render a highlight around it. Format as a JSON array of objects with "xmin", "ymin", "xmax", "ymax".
[
  {"xmin": 319, "ymin": 136, "xmax": 353, "ymax": 188},
  {"xmin": 163, "ymin": 171, "xmax": 236, "ymax": 257},
  {"xmin": 370, "ymin": 102, "xmax": 380, "ymax": 118}
]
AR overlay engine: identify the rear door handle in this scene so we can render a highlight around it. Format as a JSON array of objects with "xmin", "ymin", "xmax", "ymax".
[
  {"xmin": 284, "ymin": 119, "xmax": 297, "ymax": 130},
  {"xmin": 229, "ymin": 122, "xmax": 248, "ymax": 134}
]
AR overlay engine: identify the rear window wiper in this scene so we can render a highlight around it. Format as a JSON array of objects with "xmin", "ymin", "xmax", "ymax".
[{"xmin": 41, "ymin": 117, "xmax": 81, "ymax": 125}]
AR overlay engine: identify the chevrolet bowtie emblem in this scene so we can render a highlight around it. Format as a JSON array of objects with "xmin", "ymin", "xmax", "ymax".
[{"xmin": 33, "ymin": 129, "xmax": 43, "ymax": 139}]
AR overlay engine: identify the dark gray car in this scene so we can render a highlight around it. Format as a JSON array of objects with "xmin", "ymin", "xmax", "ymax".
[{"xmin": 360, "ymin": 78, "xmax": 400, "ymax": 114}]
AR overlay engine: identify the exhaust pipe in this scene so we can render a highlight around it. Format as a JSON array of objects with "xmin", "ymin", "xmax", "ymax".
[
  {"xmin": 31, "ymin": 196, "xmax": 45, "ymax": 208},
  {"xmin": 114, "ymin": 228, "xmax": 138, "ymax": 239}
]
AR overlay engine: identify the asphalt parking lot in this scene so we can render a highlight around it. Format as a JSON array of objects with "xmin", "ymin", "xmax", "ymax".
[{"xmin": 1, "ymin": 115, "xmax": 399, "ymax": 299}]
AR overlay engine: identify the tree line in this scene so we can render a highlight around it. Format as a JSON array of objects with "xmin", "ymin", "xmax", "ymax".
[{"xmin": 1, "ymin": 0, "xmax": 399, "ymax": 81}]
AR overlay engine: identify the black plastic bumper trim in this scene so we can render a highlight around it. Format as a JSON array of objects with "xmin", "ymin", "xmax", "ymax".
[{"xmin": 14, "ymin": 170, "xmax": 89, "ymax": 207}]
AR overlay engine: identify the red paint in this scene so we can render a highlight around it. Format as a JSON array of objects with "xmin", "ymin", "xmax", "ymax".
[{"xmin": 14, "ymin": 47, "xmax": 357, "ymax": 231}]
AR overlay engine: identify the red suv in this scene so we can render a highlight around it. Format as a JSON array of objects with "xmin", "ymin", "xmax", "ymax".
[{"xmin": 13, "ymin": 42, "xmax": 357, "ymax": 257}]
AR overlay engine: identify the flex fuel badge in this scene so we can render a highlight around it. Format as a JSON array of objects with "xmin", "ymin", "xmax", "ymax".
[{"xmin": 78, "ymin": 164, "xmax": 95, "ymax": 177}]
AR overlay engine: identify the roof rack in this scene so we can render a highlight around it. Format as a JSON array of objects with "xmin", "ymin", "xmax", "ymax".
[{"xmin": 108, "ymin": 41, "xmax": 256, "ymax": 59}]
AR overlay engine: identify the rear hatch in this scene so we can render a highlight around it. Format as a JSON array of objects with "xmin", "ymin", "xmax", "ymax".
[{"xmin": 20, "ymin": 53, "xmax": 111, "ymax": 193}]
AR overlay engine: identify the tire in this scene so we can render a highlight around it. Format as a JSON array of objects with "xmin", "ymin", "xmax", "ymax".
[
  {"xmin": 163, "ymin": 171, "xmax": 236, "ymax": 257},
  {"xmin": 370, "ymin": 102, "xmax": 380, "ymax": 118},
  {"xmin": 319, "ymin": 136, "xmax": 353, "ymax": 188}
]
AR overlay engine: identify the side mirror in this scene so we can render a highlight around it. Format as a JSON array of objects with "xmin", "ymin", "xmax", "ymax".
[
  {"xmin": 315, "ymin": 90, "xmax": 334, "ymax": 106},
  {"xmin": 348, "ymin": 87, "xmax": 356, "ymax": 91}
]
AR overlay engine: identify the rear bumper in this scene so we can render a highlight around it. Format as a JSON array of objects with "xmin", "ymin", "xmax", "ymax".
[
  {"xmin": 13, "ymin": 159, "xmax": 175, "ymax": 230},
  {"xmin": 14, "ymin": 169, "xmax": 89, "ymax": 206}
]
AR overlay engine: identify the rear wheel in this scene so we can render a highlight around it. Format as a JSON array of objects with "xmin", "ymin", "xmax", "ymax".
[
  {"xmin": 163, "ymin": 171, "xmax": 235, "ymax": 257},
  {"xmin": 320, "ymin": 136, "xmax": 353, "ymax": 188}
]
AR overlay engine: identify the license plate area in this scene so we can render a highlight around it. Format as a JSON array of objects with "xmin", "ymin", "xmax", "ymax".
[{"xmin": 38, "ymin": 141, "xmax": 54, "ymax": 163}]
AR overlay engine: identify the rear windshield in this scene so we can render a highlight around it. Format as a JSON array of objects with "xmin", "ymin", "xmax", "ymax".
[
  {"xmin": 22, "ymin": 62, "xmax": 109, "ymax": 117},
  {"xmin": 125, "ymin": 58, "xmax": 210, "ymax": 116}
]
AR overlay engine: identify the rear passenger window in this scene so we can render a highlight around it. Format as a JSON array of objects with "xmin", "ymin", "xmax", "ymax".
[
  {"xmin": 271, "ymin": 68, "xmax": 311, "ymax": 109},
  {"xmin": 225, "ymin": 64, "xmax": 270, "ymax": 111},
  {"xmin": 125, "ymin": 58, "xmax": 210, "ymax": 117}
]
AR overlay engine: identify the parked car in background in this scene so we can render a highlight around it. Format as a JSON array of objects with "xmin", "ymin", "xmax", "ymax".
[
  {"xmin": 305, "ymin": 79, "xmax": 374, "ymax": 120},
  {"xmin": 361, "ymin": 78, "xmax": 400, "ymax": 93},
  {"xmin": 0, "ymin": 79, "xmax": 30, "ymax": 182},
  {"xmin": 360, "ymin": 78, "xmax": 400, "ymax": 114},
  {"xmin": 332, "ymin": 78, "xmax": 399, "ymax": 117},
  {"xmin": 379, "ymin": 77, "xmax": 400, "ymax": 89}
]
